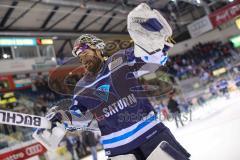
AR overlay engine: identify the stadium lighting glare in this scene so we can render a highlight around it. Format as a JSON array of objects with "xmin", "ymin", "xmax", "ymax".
[
  {"xmin": 2, "ymin": 53, "xmax": 9, "ymax": 59},
  {"xmin": 51, "ymin": 57, "xmax": 56, "ymax": 61},
  {"xmin": 196, "ymin": 0, "xmax": 201, "ymax": 4},
  {"xmin": 228, "ymin": 0, "xmax": 234, "ymax": 2},
  {"xmin": 52, "ymin": 36, "xmax": 58, "ymax": 40}
]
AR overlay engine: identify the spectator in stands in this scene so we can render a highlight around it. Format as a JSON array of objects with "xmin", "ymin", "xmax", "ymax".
[
  {"xmin": 209, "ymin": 84, "xmax": 218, "ymax": 98},
  {"xmin": 34, "ymin": 95, "xmax": 48, "ymax": 116},
  {"xmin": 76, "ymin": 135, "xmax": 88, "ymax": 157},
  {"xmin": 197, "ymin": 96, "xmax": 206, "ymax": 106},
  {"xmin": 200, "ymin": 70, "xmax": 210, "ymax": 84},
  {"xmin": 82, "ymin": 131, "xmax": 98, "ymax": 160},
  {"xmin": 167, "ymin": 41, "xmax": 235, "ymax": 81},
  {"xmin": 31, "ymin": 79, "xmax": 37, "ymax": 94},
  {"xmin": 167, "ymin": 94, "xmax": 184, "ymax": 128},
  {"xmin": 159, "ymin": 100, "xmax": 169, "ymax": 120},
  {"xmin": 65, "ymin": 136, "xmax": 79, "ymax": 160}
]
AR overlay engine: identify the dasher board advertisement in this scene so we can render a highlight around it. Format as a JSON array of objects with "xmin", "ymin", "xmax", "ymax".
[
  {"xmin": 0, "ymin": 142, "xmax": 46, "ymax": 160},
  {"xmin": 187, "ymin": 16, "xmax": 213, "ymax": 38}
]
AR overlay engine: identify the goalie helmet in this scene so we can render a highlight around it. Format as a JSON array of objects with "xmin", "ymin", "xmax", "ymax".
[{"xmin": 72, "ymin": 34, "xmax": 106, "ymax": 57}]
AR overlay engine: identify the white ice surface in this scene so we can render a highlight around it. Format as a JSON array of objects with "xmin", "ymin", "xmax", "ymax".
[{"xmin": 82, "ymin": 92, "xmax": 240, "ymax": 160}]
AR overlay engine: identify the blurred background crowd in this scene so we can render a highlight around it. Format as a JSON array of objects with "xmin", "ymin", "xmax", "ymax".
[{"xmin": 1, "ymin": 0, "xmax": 240, "ymax": 159}]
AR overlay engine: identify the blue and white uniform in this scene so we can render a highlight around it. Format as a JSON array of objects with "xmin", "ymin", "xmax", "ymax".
[
  {"xmin": 235, "ymin": 75, "xmax": 240, "ymax": 87},
  {"xmin": 70, "ymin": 47, "xmax": 169, "ymax": 156},
  {"xmin": 217, "ymin": 79, "xmax": 228, "ymax": 90}
]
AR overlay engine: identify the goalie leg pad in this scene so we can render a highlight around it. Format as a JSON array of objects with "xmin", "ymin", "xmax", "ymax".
[{"xmin": 147, "ymin": 141, "xmax": 189, "ymax": 160}]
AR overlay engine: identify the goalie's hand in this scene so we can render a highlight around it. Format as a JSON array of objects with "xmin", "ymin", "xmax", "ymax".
[
  {"xmin": 33, "ymin": 107, "xmax": 69, "ymax": 151},
  {"xmin": 46, "ymin": 106, "xmax": 73, "ymax": 129},
  {"xmin": 33, "ymin": 122, "xmax": 66, "ymax": 151}
]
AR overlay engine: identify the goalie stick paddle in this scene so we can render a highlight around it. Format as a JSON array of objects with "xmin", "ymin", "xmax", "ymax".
[{"xmin": 0, "ymin": 109, "xmax": 51, "ymax": 129}]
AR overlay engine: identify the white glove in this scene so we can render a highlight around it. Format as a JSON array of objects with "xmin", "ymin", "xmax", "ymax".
[
  {"xmin": 32, "ymin": 108, "xmax": 68, "ymax": 151},
  {"xmin": 128, "ymin": 3, "xmax": 173, "ymax": 58},
  {"xmin": 33, "ymin": 122, "xmax": 66, "ymax": 151}
]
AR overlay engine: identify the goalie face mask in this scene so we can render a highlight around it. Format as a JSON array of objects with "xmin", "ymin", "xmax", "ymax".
[
  {"xmin": 72, "ymin": 34, "xmax": 106, "ymax": 57},
  {"xmin": 72, "ymin": 43, "xmax": 89, "ymax": 57}
]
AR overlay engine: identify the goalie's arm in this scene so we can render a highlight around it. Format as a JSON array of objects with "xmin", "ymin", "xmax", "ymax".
[{"xmin": 126, "ymin": 45, "xmax": 169, "ymax": 79}]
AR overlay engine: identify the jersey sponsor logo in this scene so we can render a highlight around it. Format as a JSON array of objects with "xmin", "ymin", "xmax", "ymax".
[
  {"xmin": 102, "ymin": 93, "xmax": 137, "ymax": 118},
  {"xmin": 95, "ymin": 84, "xmax": 110, "ymax": 102}
]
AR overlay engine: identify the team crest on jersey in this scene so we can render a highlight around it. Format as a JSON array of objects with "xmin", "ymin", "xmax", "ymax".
[{"xmin": 95, "ymin": 84, "xmax": 110, "ymax": 102}]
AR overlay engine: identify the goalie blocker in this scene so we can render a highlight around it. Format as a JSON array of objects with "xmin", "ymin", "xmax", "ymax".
[{"xmin": 109, "ymin": 141, "xmax": 188, "ymax": 160}]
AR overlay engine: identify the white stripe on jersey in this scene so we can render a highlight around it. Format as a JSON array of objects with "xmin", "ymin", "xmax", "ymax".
[{"xmin": 101, "ymin": 111, "xmax": 160, "ymax": 149}]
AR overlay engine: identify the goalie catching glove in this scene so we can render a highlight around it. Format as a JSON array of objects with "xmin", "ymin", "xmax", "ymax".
[{"xmin": 127, "ymin": 3, "xmax": 173, "ymax": 65}]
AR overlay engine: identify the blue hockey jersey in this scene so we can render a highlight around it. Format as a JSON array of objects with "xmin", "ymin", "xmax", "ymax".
[
  {"xmin": 235, "ymin": 75, "xmax": 240, "ymax": 83},
  {"xmin": 217, "ymin": 79, "xmax": 228, "ymax": 89},
  {"xmin": 70, "ymin": 47, "xmax": 168, "ymax": 156}
]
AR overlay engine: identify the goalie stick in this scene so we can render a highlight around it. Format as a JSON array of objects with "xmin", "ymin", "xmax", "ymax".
[
  {"xmin": 0, "ymin": 100, "xmax": 99, "ymax": 151},
  {"xmin": 32, "ymin": 100, "xmax": 99, "ymax": 150},
  {"xmin": 0, "ymin": 109, "xmax": 99, "ymax": 132}
]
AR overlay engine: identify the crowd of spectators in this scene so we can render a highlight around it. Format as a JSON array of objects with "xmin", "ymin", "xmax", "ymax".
[
  {"xmin": 15, "ymin": 76, "xmax": 63, "ymax": 116},
  {"xmin": 64, "ymin": 131, "xmax": 100, "ymax": 159},
  {"xmin": 167, "ymin": 41, "xmax": 240, "ymax": 80}
]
